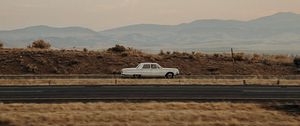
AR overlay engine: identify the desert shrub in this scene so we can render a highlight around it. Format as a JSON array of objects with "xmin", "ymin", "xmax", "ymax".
[
  {"xmin": 121, "ymin": 52, "xmax": 129, "ymax": 57},
  {"xmin": 294, "ymin": 57, "xmax": 300, "ymax": 67},
  {"xmin": 182, "ymin": 52, "xmax": 190, "ymax": 56},
  {"xmin": 269, "ymin": 55, "xmax": 292, "ymax": 64},
  {"xmin": 25, "ymin": 64, "xmax": 39, "ymax": 73},
  {"xmin": 274, "ymin": 55, "xmax": 288, "ymax": 59},
  {"xmin": 170, "ymin": 51, "xmax": 180, "ymax": 58},
  {"xmin": 107, "ymin": 44, "xmax": 126, "ymax": 53},
  {"xmin": 250, "ymin": 54, "xmax": 263, "ymax": 63},
  {"xmin": 213, "ymin": 53, "xmax": 221, "ymax": 58},
  {"xmin": 112, "ymin": 69, "xmax": 121, "ymax": 74},
  {"xmin": 194, "ymin": 52, "xmax": 205, "ymax": 57},
  {"xmin": 182, "ymin": 52, "xmax": 196, "ymax": 60},
  {"xmin": 83, "ymin": 48, "xmax": 88, "ymax": 52},
  {"xmin": 97, "ymin": 54, "xmax": 104, "ymax": 59},
  {"xmin": 166, "ymin": 51, "xmax": 171, "ymax": 55},
  {"xmin": 262, "ymin": 59, "xmax": 273, "ymax": 66},
  {"xmin": 233, "ymin": 53, "xmax": 247, "ymax": 61},
  {"xmin": 169, "ymin": 51, "xmax": 196, "ymax": 60},
  {"xmin": 159, "ymin": 50, "xmax": 165, "ymax": 55},
  {"xmin": 27, "ymin": 44, "xmax": 32, "ymax": 48},
  {"xmin": 172, "ymin": 51, "xmax": 181, "ymax": 57},
  {"xmin": 30, "ymin": 40, "xmax": 51, "ymax": 49},
  {"xmin": 0, "ymin": 40, "xmax": 3, "ymax": 48},
  {"xmin": 67, "ymin": 60, "xmax": 80, "ymax": 66},
  {"xmin": 126, "ymin": 48, "xmax": 143, "ymax": 56},
  {"xmin": 188, "ymin": 55, "xmax": 196, "ymax": 60}
]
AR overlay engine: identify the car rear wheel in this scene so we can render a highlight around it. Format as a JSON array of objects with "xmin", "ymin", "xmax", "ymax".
[{"xmin": 165, "ymin": 72, "xmax": 174, "ymax": 79}]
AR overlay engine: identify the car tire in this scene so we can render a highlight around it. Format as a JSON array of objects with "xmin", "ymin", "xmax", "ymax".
[
  {"xmin": 133, "ymin": 75, "xmax": 141, "ymax": 78},
  {"xmin": 165, "ymin": 72, "xmax": 174, "ymax": 79}
]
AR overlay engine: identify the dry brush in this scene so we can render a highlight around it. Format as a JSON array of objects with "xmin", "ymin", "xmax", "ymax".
[{"xmin": 0, "ymin": 102, "xmax": 299, "ymax": 126}]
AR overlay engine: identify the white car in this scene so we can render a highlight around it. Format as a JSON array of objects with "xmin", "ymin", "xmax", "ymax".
[{"xmin": 121, "ymin": 63, "xmax": 179, "ymax": 78}]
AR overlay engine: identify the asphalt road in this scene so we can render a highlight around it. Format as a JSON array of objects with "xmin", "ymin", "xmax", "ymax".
[{"xmin": 0, "ymin": 85, "xmax": 299, "ymax": 102}]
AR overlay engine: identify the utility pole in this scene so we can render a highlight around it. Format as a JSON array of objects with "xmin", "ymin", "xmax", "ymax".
[{"xmin": 231, "ymin": 48, "xmax": 235, "ymax": 74}]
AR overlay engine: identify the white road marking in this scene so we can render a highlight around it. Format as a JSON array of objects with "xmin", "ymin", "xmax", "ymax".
[
  {"xmin": 243, "ymin": 90, "xmax": 300, "ymax": 93},
  {"xmin": 0, "ymin": 90, "xmax": 43, "ymax": 93}
]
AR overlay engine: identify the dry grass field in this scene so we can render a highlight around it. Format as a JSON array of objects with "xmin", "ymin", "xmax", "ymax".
[
  {"xmin": 0, "ymin": 45, "xmax": 298, "ymax": 75},
  {"xmin": 0, "ymin": 102, "xmax": 299, "ymax": 126},
  {"xmin": 0, "ymin": 78, "xmax": 300, "ymax": 86}
]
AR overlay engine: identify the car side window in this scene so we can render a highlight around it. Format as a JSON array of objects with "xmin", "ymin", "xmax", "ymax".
[
  {"xmin": 142, "ymin": 64, "xmax": 150, "ymax": 69},
  {"xmin": 151, "ymin": 64, "xmax": 158, "ymax": 69}
]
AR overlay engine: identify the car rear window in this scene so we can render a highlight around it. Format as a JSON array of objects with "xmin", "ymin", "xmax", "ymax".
[
  {"xmin": 142, "ymin": 64, "xmax": 150, "ymax": 69},
  {"xmin": 151, "ymin": 64, "xmax": 158, "ymax": 69}
]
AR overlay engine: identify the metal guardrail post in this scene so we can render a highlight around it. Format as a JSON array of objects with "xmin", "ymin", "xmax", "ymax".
[
  {"xmin": 243, "ymin": 80, "xmax": 247, "ymax": 85},
  {"xmin": 113, "ymin": 74, "xmax": 117, "ymax": 85}
]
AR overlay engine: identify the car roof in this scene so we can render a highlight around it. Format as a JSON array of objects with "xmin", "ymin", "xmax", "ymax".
[{"xmin": 140, "ymin": 63, "xmax": 158, "ymax": 64}]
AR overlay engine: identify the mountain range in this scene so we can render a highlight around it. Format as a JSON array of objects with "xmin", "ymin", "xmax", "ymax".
[{"xmin": 1, "ymin": 12, "xmax": 300, "ymax": 53}]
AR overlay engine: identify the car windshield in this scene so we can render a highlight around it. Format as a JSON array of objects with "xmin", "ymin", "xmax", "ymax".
[
  {"xmin": 136, "ymin": 64, "xmax": 141, "ymax": 68},
  {"xmin": 156, "ymin": 64, "xmax": 162, "ymax": 68}
]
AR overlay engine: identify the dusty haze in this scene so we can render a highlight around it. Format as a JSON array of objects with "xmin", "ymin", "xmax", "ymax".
[{"xmin": 1, "ymin": 0, "xmax": 300, "ymax": 30}]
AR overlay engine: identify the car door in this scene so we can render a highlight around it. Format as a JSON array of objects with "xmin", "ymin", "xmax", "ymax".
[
  {"xmin": 141, "ymin": 64, "xmax": 151, "ymax": 76},
  {"xmin": 150, "ymin": 64, "xmax": 162, "ymax": 77}
]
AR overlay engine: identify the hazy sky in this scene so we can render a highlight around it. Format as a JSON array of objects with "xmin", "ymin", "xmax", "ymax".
[{"xmin": 1, "ymin": 0, "xmax": 300, "ymax": 31}]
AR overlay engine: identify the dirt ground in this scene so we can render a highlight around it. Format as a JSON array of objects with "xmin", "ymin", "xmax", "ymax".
[
  {"xmin": 1, "ymin": 78, "xmax": 300, "ymax": 86},
  {"xmin": 0, "ymin": 102, "xmax": 299, "ymax": 126},
  {"xmin": 0, "ymin": 48, "xmax": 297, "ymax": 75}
]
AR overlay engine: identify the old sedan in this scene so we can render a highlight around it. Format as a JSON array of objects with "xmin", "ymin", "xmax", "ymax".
[{"xmin": 121, "ymin": 63, "xmax": 179, "ymax": 78}]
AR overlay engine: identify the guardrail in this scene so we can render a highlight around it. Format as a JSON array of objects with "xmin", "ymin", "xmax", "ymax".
[{"xmin": 1, "ymin": 74, "xmax": 300, "ymax": 80}]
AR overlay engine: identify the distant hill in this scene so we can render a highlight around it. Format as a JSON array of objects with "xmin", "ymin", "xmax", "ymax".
[
  {"xmin": 1, "ymin": 12, "xmax": 300, "ymax": 53},
  {"xmin": 0, "ymin": 25, "xmax": 109, "ymax": 48}
]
